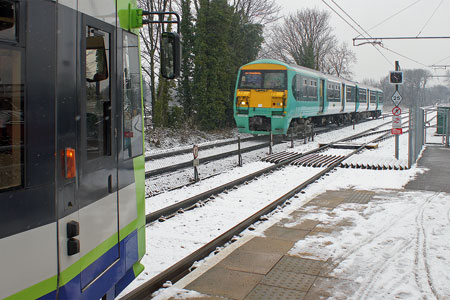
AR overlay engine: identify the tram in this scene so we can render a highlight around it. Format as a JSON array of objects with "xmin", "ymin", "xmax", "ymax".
[{"xmin": 0, "ymin": 0, "xmax": 178, "ymax": 299}]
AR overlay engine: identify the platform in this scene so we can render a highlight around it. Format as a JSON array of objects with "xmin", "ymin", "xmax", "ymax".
[{"xmin": 165, "ymin": 145, "xmax": 450, "ymax": 300}]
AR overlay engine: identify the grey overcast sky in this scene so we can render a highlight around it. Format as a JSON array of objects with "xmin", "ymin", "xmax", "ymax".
[{"xmin": 275, "ymin": 0, "xmax": 450, "ymax": 85}]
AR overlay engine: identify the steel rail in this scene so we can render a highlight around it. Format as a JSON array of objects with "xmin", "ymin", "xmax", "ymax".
[
  {"xmin": 120, "ymin": 124, "xmax": 391, "ymax": 300},
  {"xmin": 145, "ymin": 119, "xmax": 379, "ymax": 178},
  {"xmin": 146, "ymin": 119, "xmax": 392, "ymax": 223},
  {"xmin": 145, "ymin": 142, "xmax": 270, "ymax": 178},
  {"xmin": 145, "ymin": 136, "xmax": 259, "ymax": 161}
]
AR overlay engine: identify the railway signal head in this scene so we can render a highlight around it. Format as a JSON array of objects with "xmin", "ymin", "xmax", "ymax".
[{"xmin": 389, "ymin": 71, "xmax": 403, "ymax": 84}]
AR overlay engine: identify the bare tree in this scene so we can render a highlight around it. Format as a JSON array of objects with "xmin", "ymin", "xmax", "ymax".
[
  {"xmin": 403, "ymin": 69, "xmax": 431, "ymax": 108},
  {"xmin": 322, "ymin": 42, "xmax": 356, "ymax": 79},
  {"xmin": 138, "ymin": 0, "xmax": 172, "ymax": 122},
  {"xmin": 263, "ymin": 8, "xmax": 336, "ymax": 70},
  {"xmin": 231, "ymin": 0, "xmax": 281, "ymax": 25}
]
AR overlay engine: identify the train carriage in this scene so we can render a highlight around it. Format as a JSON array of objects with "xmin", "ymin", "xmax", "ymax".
[
  {"xmin": 234, "ymin": 59, "xmax": 383, "ymax": 135},
  {"xmin": 0, "ymin": 1, "xmax": 179, "ymax": 299}
]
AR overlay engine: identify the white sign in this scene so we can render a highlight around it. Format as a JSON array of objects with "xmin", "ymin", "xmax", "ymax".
[
  {"xmin": 392, "ymin": 115, "xmax": 402, "ymax": 128},
  {"xmin": 193, "ymin": 145, "xmax": 199, "ymax": 159},
  {"xmin": 391, "ymin": 90, "xmax": 403, "ymax": 107},
  {"xmin": 193, "ymin": 158, "xmax": 199, "ymax": 167}
]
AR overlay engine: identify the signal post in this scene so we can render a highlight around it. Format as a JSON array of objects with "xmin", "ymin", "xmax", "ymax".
[{"xmin": 390, "ymin": 61, "xmax": 403, "ymax": 159}]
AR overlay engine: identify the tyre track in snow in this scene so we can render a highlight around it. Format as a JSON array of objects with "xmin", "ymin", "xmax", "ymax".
[
  {"xmin": 356, "ymin": 238, "xmax": 415, "ymax": 300},
  {"xmin": 414, "ymin": 192, "xmax": 441, "ymax": 300},
  {"xmin": 324, "ymin": 197, "xmax": 424, "ymax": 275}
]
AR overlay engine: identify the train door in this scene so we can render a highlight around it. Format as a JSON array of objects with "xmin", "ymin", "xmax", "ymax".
[
  {"xmin": 320, "ymin": 79, "xmax": 325, "ymax": 113},
  {"xmin": 341, "ymin": 83, "xmax": 345, "ymax": 111},
  {"xmin": 76, "ymin": 16, "xmax": 120, "ymax": 290}
]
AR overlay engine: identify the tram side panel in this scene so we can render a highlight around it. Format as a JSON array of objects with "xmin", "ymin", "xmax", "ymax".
[
  {"xmin": 0, "ymin": 0, "xmax": 59, "ymax": 299},
  {"xmin": 0, "ymin": 1, "xmax": 146, "ymax": 299}
]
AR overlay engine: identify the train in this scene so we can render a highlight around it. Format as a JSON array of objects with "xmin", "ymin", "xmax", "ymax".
[
  {"xmin": 0, "ymin": 1, "xmax": 178, "ymax": 299},
  {"xmin": 233, "ymin": 59, "xmax": 383, "ymax": 135}
]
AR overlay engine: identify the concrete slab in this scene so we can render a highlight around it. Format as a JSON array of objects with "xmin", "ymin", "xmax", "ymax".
[
  {"xmin": 263, "ymin": 226, "xmax": 310, "ymax": 242},
  {"xmin": 244, "ymin": 284, "xmax": 306, "ymax": 300},
  {"xmin": 185, "ymin": 267, "xmax": 263, "ymax": 300},
  {"xmin": 170, "ymin": 295, "xmax": 228, "ymax": 300},
  {"xmin": 216, "ymin": 250, "xmax": 282, "ymax": 275},
  {"xmin": 239, "ymin": 237, "xmax": 294, "ymax": 255},
  {"xmin": 272, "ymin": 255, "xmax": 325, "ymax": 276},
  {"xmin": 305, "ymin": 196, "xmax": 344, "ymax": 208},
  {"xmin": 304, "ymin": 276, "xmax": 359, "ymax": 300},
  {"xmin": 406, "ymin": 146, "xmax": 450, "ymax": 193},
  {"xmin": 277, "ymin": 218, "xmax": 320, "ymax": 231},
  {"xmin": 261, "ymin": 269, "xmax": 316, "ymax": 292}
]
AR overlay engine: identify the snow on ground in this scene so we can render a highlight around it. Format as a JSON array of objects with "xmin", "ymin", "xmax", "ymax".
[
  {"xmin": 288, "ymin": 191, "xmax": 450, "ymax": 300},
  {"xmin": 120, "ymin": 114, "xmax": 450, "ymax": 299}
]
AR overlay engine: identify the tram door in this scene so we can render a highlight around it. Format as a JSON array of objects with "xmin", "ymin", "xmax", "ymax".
[
  {"xmin": 319, "ymin": 79, "xmax": 325, "ymax": 113},
  {"xmin": 77, "ymin": 17, "xmax": 120, "ymax": 290}
]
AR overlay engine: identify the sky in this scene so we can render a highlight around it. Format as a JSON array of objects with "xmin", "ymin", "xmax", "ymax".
[{"xmin": 275, "ymin": 0, "xmax": 450, "ymax": 86}]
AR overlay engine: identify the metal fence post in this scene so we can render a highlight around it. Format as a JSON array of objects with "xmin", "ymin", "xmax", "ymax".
[
  {"xmin": 408, "ymin": 109, "xmax": 413, "ymax": 168},
  {"xmin": 424, "ymin": 109, "xmax": 427, "ymax": 145},
  {"xmin": 237, "ymin": 135, "xmax": 243, "ymax": 166},
  {"xmin": 269, "ymin": 131, "xmax": 273, "ymax": 155},
  {"xmin": 445, "ymin": 107, "xmax": 450, "ymax": 148},
  {"xmin": 290, "ymin": 128, "xmax": 294, "ymax": 148}
]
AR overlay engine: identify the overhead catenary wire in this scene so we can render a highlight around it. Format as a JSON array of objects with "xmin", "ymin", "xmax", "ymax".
[
  {"xmin": 416, "ymin": 0, "xmax": 444, "ymax": 37},
  {"xmin": 379, "ymin": 44, "xmax": 431, "ymax": 68},
  {"xmin": 325, "ymin": 0, "xmax": 439, "ymax": 71},
  {"xmin": 431, "ymin": 54, "xmax": 450, "ymax": 66},
  {"xmin": 321, "ymin": 0, "xmax": 393, "ymax": 67}
]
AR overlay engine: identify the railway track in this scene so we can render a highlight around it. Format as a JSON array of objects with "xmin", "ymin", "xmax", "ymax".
[
  {"xmin": 119, "ymin": 119, "xmax": 395, "ymax": 300},
  {"xmin": 144, "ymin": 118, "xmax": 383, "ymax": 187}
]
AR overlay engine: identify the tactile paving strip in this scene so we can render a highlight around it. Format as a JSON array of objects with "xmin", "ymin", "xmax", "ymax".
[
  {"xmin": 261, "ymin": 269, "xmax": 316, "ymax": 292},
  {"xmin": 244, "ymin": 284, "xmax": 306, "ymax": 300},
  {"xmin": 272, "ymin": 255, "xmax": 324, "ymax": 276},
  {"xmin": 343, "ymin": 191, "xmax": 374, "ymax": 204}
]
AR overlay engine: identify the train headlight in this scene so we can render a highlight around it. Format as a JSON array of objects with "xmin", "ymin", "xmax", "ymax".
[{"xmin": 241, "ymin": 101, "xmax": 247, "ymax": 105}]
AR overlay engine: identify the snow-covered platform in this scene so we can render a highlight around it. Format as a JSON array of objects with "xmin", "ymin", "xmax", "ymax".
[{"xmin": 160, "ymin": 145, "xmax": 450, "ymax": 300}]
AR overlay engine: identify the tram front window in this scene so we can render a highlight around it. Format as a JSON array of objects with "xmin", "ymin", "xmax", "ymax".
[
  {"xmin": 85, "ymin": 27, "xmax": 111, "ymax": 160},
  {"xmin": 0, "ymin": 48, "xmax": 23, "ymax": 190}
]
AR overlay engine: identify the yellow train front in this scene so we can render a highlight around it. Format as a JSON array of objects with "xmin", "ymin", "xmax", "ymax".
[
  {"xmin": 234, "ymin": 60, "xmax": 290, "ymax": 134},
  {"xmin": 233, "ymin": 59, "xmax": 383, "ymax": 135}
]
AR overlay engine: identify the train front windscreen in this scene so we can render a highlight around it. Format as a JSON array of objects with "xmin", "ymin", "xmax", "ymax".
[{"xmin": 239, "ymin": 70, "xmax": 287, "ymax": 90}]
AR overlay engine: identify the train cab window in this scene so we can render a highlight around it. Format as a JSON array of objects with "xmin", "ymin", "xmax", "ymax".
[
  {"xmin": 123, "ymin": 32, "xmax": 143, "ymax": 159},
  {"xmin": 239, "ymin": 70, "xmax": 286, "ymax": 90},
  {"xmin": 85, "ymin": 26, "xmax": 111, "ymax": 160},
  {"xmin": 239, "ymin": 71, "xmax": 262, "ymax": 89},
  {"xmin": 0, "ymin": 1, "xmax": 17, "ymax": 42},
  {"xmin": 0, "ymin": 47, "xmax": 23, "ymax": 190},
  {"xmin": 263, "ymin": 71, "xmax": 285, "ymax": 90}
]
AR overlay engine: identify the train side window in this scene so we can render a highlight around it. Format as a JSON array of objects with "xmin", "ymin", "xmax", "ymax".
[
  {"xmin": 85, "ymin": 26, "xmax": 111, "ymax": 160},
  {"xmin": 123, "ymin": 32, "xmax": 143, "ymax": 159},
  {"xmin": 370, "ymin": 91, "xmax": 376, "ymax": 103},
  {"xmin": 0, "ymin": 1, "xmax": 17, "ymax": 42},
  {"xmin": 291, "ymin": 76, "xmax": 297, "ymax": 100},
  {"xmin": 346, "ymin": 86, "xmax": 353, "ymax": 102},
  {"xmin": 0, "ymin": 47, "xmax": 24, "ymax": 190},
  {"xmin": 303, "ymin": 79, "xmax": 308, "ymax": 99}
]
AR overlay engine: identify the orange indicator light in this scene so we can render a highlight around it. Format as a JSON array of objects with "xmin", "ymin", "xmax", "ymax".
[{"xmin": 65, "ymin": 148, "xmax": 76, "ymax": 179}]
